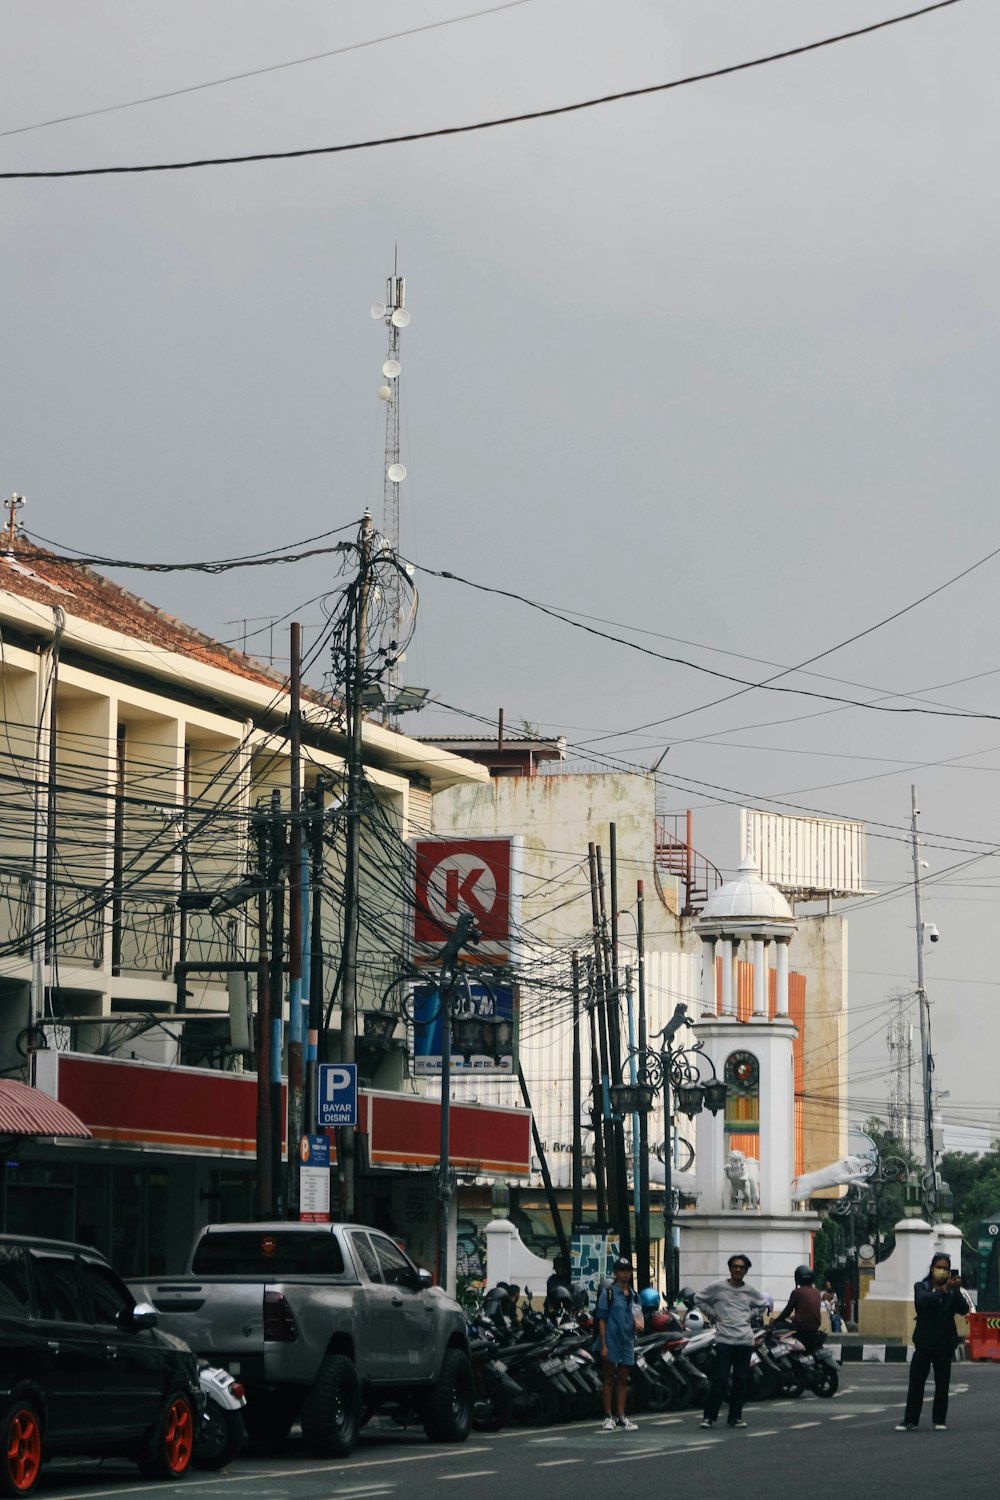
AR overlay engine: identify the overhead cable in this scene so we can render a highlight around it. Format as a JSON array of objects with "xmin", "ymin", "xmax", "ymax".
[{"xmin": 0, "ymin": 2, "xmax": 963, "ymax": 180}]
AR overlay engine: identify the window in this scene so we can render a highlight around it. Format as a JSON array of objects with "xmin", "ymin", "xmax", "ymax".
[
  {"xmin": 370, "ymin": 1235, "xmax": 416, "ymax": 1288},
  {"xmin": 31, "ymin": 1255, "xmax": 86, "ymax": 1323},
  {"xmin": 0, "ymin": 1245, "xmax": 31, "ymax": 1315},
  {"xmin": 191, "ymin": 1230, "xmax": 345, "ymax": 1277},
  {"xmin": 81, "ymin": 1260, "xmax": 133, "ymax": 1325},
  {"xmin": 349, "ymin": 1233, "xmax": 382, "ymax": 1283}
]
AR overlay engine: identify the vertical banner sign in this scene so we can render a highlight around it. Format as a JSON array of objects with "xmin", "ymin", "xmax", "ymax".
[{"xmin": 299, "ymin": 1134, "xmax": 331, "ymax": 1222}]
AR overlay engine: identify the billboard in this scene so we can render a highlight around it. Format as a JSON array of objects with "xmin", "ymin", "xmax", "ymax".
[
  {"xmin": 412, "ymin": 836, "xmax": 521, "ymax": 967},
  {"xmin": 409, "ymin": 980, "xmax": 517, "ymax": 1076}
]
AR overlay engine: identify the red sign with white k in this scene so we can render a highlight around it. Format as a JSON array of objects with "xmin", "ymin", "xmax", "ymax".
[{"xmin": 412, "ymin": 836, "xmax": 518, "ymax": 964}]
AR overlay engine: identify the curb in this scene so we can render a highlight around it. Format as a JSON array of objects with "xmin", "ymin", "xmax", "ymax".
[{"xmin": 837, "ymin": 1343, "xmax": 969, "ymax": 1363}]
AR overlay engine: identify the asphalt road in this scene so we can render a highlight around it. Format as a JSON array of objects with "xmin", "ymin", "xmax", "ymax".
[{"xmin": 39, "ymin": 1364, "xmax": 999, "ymax": 1500}]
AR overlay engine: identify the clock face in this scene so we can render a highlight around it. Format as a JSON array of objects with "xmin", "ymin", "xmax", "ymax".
[{"xmin": 725, "ymin": 1051, "xmax": 759, "ymax": 1089}]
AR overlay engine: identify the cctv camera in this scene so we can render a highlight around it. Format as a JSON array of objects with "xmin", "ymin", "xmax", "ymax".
[{"xmin": 926, "ymin": 923, "xmax": 940, "ymax": 944}]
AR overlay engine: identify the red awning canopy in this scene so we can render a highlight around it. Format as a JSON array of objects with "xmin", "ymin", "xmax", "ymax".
[{"xmin": 0, "ymin": 1079, "xmax": 92, "ymax": 1140}]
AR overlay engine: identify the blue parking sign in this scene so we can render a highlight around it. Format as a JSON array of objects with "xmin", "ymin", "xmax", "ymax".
[{"xmin": 317, "ymin": 1063, "xmax": 358, "ymax": 1127}]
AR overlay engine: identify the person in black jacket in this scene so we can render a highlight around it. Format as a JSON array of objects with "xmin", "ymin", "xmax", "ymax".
[{"xmin": 896, "ymin": 1253, "xmax": 967, "ymax": 1431}]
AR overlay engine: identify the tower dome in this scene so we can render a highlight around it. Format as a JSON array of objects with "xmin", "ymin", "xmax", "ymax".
[{"xmin": 698, "ymin": 853, "xmax": 793, "ymax": 924}]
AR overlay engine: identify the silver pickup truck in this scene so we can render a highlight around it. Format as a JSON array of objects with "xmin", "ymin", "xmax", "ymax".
[{"xmin": 127, "ymin": 1222, "xmax": 471, "ymax": 1457}]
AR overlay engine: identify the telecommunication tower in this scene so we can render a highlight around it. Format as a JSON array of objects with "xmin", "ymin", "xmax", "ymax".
[{"xmin": 371, "ymin": 270, "xmax": 410, "ymax": 715}]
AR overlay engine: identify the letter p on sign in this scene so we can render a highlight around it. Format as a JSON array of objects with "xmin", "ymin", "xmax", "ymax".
[{"xmin": 317, "ymin": 1062, "xmax": 358, "ymax": 1127}]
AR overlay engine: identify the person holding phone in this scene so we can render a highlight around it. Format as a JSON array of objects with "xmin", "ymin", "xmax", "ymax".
[{"xmin": 897, "ymin": 1253, "xmax": 968, "ymax": 1431}]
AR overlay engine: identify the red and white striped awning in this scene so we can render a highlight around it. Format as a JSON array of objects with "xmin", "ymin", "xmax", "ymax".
[{"xmin": 0, "ymin": 1079, "xmax": 92, "ymax": 1140}]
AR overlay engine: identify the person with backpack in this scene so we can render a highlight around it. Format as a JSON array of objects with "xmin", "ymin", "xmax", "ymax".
[{"xmin": 595, "ymin": 1256, "xmax": 641, "ymax": 1431}]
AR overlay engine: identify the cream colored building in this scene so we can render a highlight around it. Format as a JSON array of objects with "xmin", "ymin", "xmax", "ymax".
[{"xmin": 0, "ymin": 541, "xmax": 491, "ymax": 1268}]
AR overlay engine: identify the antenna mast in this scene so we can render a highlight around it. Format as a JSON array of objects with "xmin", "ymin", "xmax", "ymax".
[{"xmin": 372, "ymin": 267, "xmax": 410, "ymax": 719}]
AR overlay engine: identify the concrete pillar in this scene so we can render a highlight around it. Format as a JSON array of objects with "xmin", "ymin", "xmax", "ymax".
[
  {"xmin": 775, "ymin": 938, "xmax": 790, "ymax": 1018},
  {"xmin": 731, "ymin": 941, "xmax": 740, "ymax": 1019},
  {"xmin": 720, "ymin": 939, "xmax": 734, "ymax": 1017},
  {"xmin": 752, "ymin": 936, "xmax": 766, "ymax": 1018},
  {"xmin": 701, "ymin": 938, "xmax": 717, "ymax": 1016}
]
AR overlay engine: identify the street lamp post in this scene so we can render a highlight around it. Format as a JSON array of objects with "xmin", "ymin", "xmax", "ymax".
[{"xmin": 612, "ymin": 1002, "xmax": 727, "ymax": 1301}]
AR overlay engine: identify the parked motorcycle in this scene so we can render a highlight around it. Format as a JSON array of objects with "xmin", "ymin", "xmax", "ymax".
[{"xmin": 194, "ymin": 1362, "xmax": 247, "ymax": 1469}]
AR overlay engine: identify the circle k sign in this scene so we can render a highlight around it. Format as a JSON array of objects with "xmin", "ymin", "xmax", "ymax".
[{"xmin": 413, "ymin": 837, "xmax": 518, "ymax": 961}]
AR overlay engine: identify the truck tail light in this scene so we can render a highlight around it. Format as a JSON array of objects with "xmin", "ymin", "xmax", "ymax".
[{"xmin": 263, "ymin": 1290, "xmax": 298, "ymax": 1342}]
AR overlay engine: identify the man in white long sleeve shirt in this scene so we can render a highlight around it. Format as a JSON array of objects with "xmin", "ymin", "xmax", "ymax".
[{"xmin": 695, "ymin": 1253, "xmax": 769, "ymax": 1428}]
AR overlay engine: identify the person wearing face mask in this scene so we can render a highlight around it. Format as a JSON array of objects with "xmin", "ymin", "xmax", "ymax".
[{"xmin": 896, "ymin": 1253, "xmax": 968, "ymax": 1431}]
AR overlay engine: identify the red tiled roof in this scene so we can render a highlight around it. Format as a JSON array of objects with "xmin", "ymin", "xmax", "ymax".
[{"xmin": 1, "ymin": 538, "xmax": 324, "ymax": 700}]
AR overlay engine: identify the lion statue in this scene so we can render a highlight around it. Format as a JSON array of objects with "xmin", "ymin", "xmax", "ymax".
[
  {"xmin": 791, "ymin": 1153, "xmax": 873, "ymax": 1202},
  {"xmin": 725, "ymin": 1149, "xmax": 761, "ymax": 1210}
]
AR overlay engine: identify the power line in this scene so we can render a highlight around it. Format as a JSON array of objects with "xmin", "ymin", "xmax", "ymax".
[
  {"xmin": 0, "ymin": 3, "xmax": 533, "ymax": 141},
  {"xmin": 413, "ymin": 564, "xmax": 1000, "ymax": 726},
  {"xmin": 0, "ymin": 1, "xmax": 963, "ymax": 180}
]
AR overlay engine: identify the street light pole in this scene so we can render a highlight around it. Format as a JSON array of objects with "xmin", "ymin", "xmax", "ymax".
[
  {"xmin": 435, "ymin": 912, "xmax": 479, "ymax": 1292},
  {"xmin": 612, "ymin": 1003, "xmax": 727, "ymax": 1303}
]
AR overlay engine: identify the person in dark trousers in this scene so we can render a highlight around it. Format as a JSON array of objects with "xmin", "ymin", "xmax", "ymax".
[
  {"xmin": 897, "ymin": 1253, "xmax": 967, "ymax": 1431},
  {"xmin": 595, "ymin": 1257, "xmax": 640, "ymax": 1431},
  {"xmin": 695, "ymin": 1254, "xmax": 769, "ymax": 1429},
  {"xmin": 775, "ymin": 1264, "xmax": 823, "ymax": 1351}
]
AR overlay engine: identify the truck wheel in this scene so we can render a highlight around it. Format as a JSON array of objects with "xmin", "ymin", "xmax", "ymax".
[
  {"xmin": 0, "ymin": 1400, "xmax": 43, "ymax": 1498},
  {"xmin": 423, "ymin": 1350, "xmax": 473, "ymax": 1443},
  {"xmin": 300, "ymin": 1356, "xmax": 361, "ymax": 1457},
  {"xmin": 243, "ymin": 1390, "xmax": 300, "ymax": 1447},
  {"xmin": 138, "ymin": 1391, "xmax": 195, "ymax": 1480}
]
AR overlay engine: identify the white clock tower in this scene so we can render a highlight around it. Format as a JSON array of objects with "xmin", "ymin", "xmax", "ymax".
[{"xmin": 678, "ymin": 851, "xmax": 818, "ymax": 1300}]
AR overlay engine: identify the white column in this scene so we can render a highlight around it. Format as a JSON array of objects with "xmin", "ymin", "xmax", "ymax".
[
  {"xmin": 752, "ymin": 936, "xmax": 766, "ymax": 1017},
  {"xmin": 731, "ymin": 940, "xmax": 741, "ymax": 1018},
  {"xmin": 775, "ymin": 938, "xmax": 789, "ymax": 1018},
  {"xmin": 701, "ymin": 937, "xmax": 717, "ymax": 1016},
  {"xmin": 720, "ymin": 938, "xmax": 735, "ymax": 1016}
]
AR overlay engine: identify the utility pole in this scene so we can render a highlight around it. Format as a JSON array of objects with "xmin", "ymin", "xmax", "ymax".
[
  {"xmin": 588, "ymin": 845, "xmax": 616, "ymax": 1234},
  {"xmin": 635, "ymin": 880, "xmax": 650, "ymax": 1287},
  {"xmin": 268, "ymin": 788, "xmax": 286, "ymax": 1217},
  {"xmin": 339, "ymin": 514, "xmax": 373, "ymax": 1221},
  {"xmin": 598, "ymin": 841, "xmax": 630, "ymax": 1258},
  {"xmin": 254, "ymin": 810, "xmax": 272, "ymax": 1217},
  {"xmin": 909, "ymin": 785, "xmax": 936, "ymax": 1213},
  {"xmin": 305, "ymin": 782, "xmax": 325, "ymax": 1143},
  {"xmin": 287, "ymin": 623, "xmax": 304, "ymax": 1214},
  {"xmin": 571, "ymin": 951, "xmax": 583, "ymax": 1230}
]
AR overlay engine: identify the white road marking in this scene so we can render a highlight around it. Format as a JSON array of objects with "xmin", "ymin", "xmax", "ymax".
[
  {"xmin": 536, "ymin": 1459, "xmax": 584, "ymax": 1467},
  {"xmin": 789, "ymin": 1421, "xmax": 822, "ymax": 1429},
  {"xmin": 746, "ymin": 1430, "xmax": 780, "ymax": 1438},
  {"xmin": 595, "ymin": 1448, "xmax": 665, "ymax": 1463},
  {"xmin": 438, "ymin": 1473, "xmax": 498, "ymax": 1481},
  {"xmin": 649, "ymin": 1416, "xmax": 684, "ymax": 1425},
  {"xmin": 529, "ymin": 1436, "xmax": 568, "ymax": 1443},
  {"xmin": 830, "ymin": 1413, "xmax": 857, "ymax": 1420}
]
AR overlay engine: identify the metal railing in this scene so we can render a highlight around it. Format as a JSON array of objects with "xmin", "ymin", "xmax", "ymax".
[{"xmin": 654, "ymin": 814, "xmax": 722, "ymax": 917}]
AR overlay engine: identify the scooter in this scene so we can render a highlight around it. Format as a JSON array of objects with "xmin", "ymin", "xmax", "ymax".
[{"xmin": 194, "ymin": 1362, "xmax": 248, "ymax": 1469}]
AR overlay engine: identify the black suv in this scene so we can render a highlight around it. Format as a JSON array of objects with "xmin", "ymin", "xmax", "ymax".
[{"xmin": 0, "ymin": 1234, "xmax": 201, "ymax": 1495}]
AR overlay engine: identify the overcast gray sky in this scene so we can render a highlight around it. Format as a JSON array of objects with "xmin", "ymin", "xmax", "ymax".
[{"xmin": 2, "ymin": 1, "xmax": 997, "ymax": 1149}]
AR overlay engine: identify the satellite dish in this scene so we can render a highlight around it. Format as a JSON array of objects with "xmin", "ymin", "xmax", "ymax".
[
  {"xmin": 387, "ymin": 463, "xmax": 407, "ymax": 483},
  {"xmin": 371, "ymin": 302, "xmax": 386, "ymax": 319},
  {"xmin": 390, "ymin": 308, "xmax": 410, "ymax": 328},
  {"xmin": 382, "ymin": 359, "xmax": 401, "ymax": 379},
  {"xmin": 378, "ymin": 385, "xmax": 392, "ymax": 401}
]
